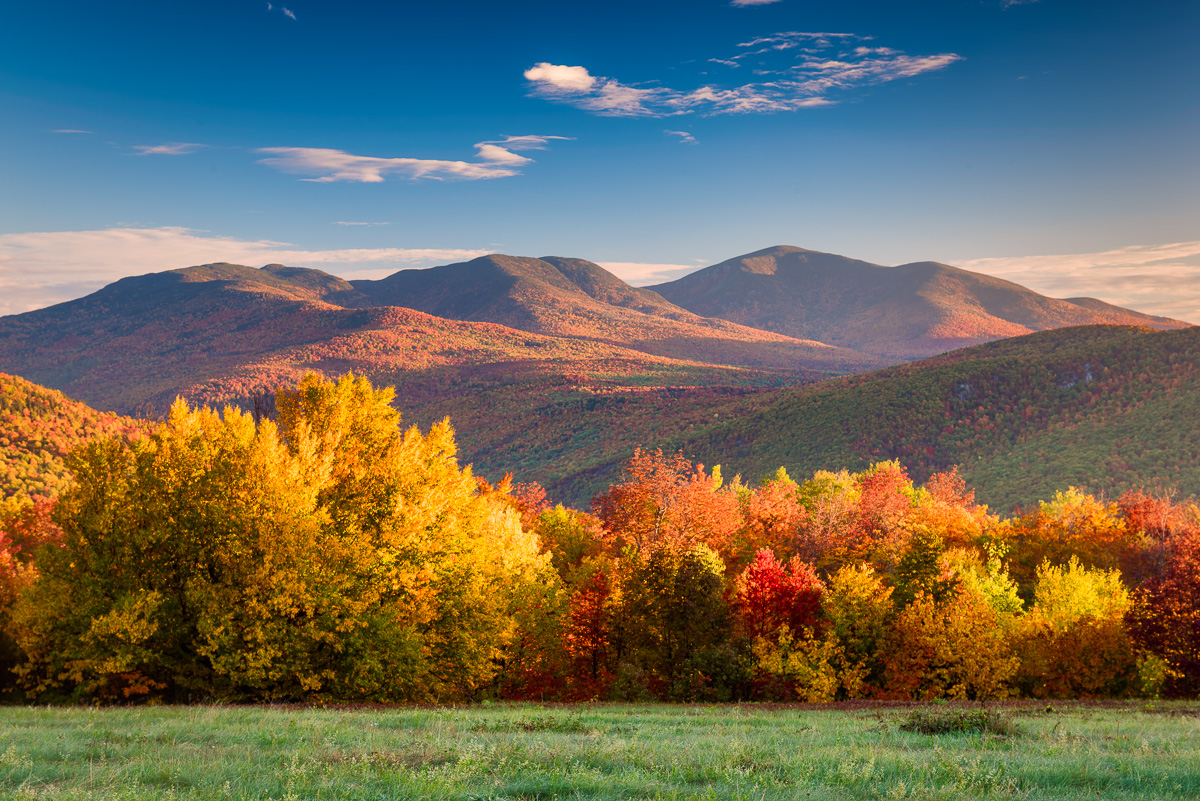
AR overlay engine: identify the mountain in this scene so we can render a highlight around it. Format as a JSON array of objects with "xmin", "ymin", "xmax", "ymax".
[
  {"xmin": 0, "ymin": 373, "xmax": 145, "ymax": 499},
  {"xmin": 651, "ymin": 246, "xmax": 1189, "ymax": 360},
  {"xmin": 0, "ymin": 258, "xmax": 885, "ymax": 483},
  {"xmin": 337, "ymin": 253, "xmax": 877, "ymax": 371}
]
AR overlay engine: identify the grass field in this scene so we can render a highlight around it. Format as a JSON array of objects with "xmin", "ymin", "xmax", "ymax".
[{"xmin": 1, "ymin": 702, "xmax": 1198, "ymax": 800}]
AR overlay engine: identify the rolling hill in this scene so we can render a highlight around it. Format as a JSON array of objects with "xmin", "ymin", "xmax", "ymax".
[
  {"xmin": 648, "ymin": 325, "xmax": 1200, "ymax": 512},
  {"xmin": 651, "ymin": 246, "xmax": 1189, "ymax": 359},
  {"xmin": 0, "ymin": 373, "xmax": 145, "ymax": 499}
]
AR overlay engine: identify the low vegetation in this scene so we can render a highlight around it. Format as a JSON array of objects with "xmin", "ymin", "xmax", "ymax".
[{"xmin": 1, "ymin": 703, "xmax": 1198, "ymax": 800}]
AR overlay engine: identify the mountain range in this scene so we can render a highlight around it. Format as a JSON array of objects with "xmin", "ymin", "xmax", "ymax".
[
  {"xmin": 0, "ymin": 245, "xmax": 1193, "ymax": 509},
  {"xmin": 651, "ymin": 246, "xmax": 1185, "ymax": 359}
]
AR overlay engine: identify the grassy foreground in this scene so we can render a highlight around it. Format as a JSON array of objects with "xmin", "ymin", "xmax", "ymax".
[{"xmin": 0, "ymin": 703, "xmax": 1198, "ymax": 800}]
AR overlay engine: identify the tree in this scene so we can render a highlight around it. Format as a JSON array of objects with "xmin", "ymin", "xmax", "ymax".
[
  {"xmin": 820, "ymin": 564, "xmax": 895, "ymax": 698},
  {"xmin": 732, "ymin": 549, "xmax": 824, "ymax": 641},
  {"xmin": 592, "ymin": 448, "xmax": 740, "ymax": 561},
  {"xmin": 883, "ymin": 587, "xmax": 1020, "ymax": 701},
  {"xmin": 1128, "ymin": 525, "xmax": 1200, "ymax": 697},
  {"xmin": 1012, "ymin": 557, "xmax": 1137, "ymax": 698},
  {"xmin": 13, "ymin": 373, "xmax": 552, "ymax": 702},
  {"xmin": 613, "ymin": 543, "xmax": 729, "ymax": 699}
]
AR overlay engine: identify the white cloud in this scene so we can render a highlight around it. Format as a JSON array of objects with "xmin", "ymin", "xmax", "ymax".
[
  {"xmin": 256, "ymin": 135, "xmax": 570, "ymax": 183},
  {"xmin": 52, "ymin": 129, "xmax": 92, "ymax": 134},
  {"xmin": 957, "ymin": 241, "xmax": 1200, "ymax": 324},
  {"xmin": 133, "ymin": 142, "xmax": 207, "ymax": 156},
  {"xmin": 523, "ymin": 63, "xmax": 597, "ymax": 92},
  {"xmin": 282, "ymin": 7, "xmax": 296, "ymax": 20},
  {"xmin": 0, "ymin": 227, "xmax": 490, "ymax": 315},
  {"xmin": 731, "ymin": 0, "xmax": 784, "ymax": 5},
  {"xmin": 525, "ymin": 34, "xmax": 959, "ymax": 117},
  {"xmin": 598, "ymin": 262, "xmax": 703, "ymax": 286},
  {"xmin": 664, "ymin": 130, "xmax": 697, "ymax": 145}
]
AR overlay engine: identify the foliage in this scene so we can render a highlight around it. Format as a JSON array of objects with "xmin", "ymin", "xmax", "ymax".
[
  {"xmin": 0, "ymin": 373, "xmax": 145, "ymax": 499},
  {"xmin": 897, "ymin": 707, "xmax": 1021, "ymax": 736},
  {"xmin": 883, "ymin": 588, "xmax": 1021, "ymax": 701},
  {"xmin": 1013, "ymin": 558, "xmax": 1138, "ymax": 698},
  {"xmin": 592, "ymin": 448, "xmax": 741, "ymax": 560},
  {"xmin": 1129, "ymin": 524, "xmax": 1200, "ymax": 697},
  {"xmin": 10, "ymin": 373, "xmax": 551, "ymax": 702},
  {"xmin": 611, "ymin": 543, "xmax": 729, "ymax": 700}
]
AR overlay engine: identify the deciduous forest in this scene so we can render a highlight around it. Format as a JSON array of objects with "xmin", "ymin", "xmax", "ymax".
[{"xmin": 2, "ymin": 373, "xmax": 1198, "ymax": 704}]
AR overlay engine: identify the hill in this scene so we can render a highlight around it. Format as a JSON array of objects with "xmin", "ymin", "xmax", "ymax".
[
  {"xmin": 651, "ymin": 246, "xmax": 1189, "ymax": 360},
  {"xmin": 0, "ymin": 373, "xmax": 145, "ymax": 499},
  {"xmin": 649, "ymin": 325, "xmax": 1200, "ymax": 512}
]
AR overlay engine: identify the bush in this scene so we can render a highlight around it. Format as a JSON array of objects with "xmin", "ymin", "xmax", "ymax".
[{"xmin": 898, "ymin": 707, "xmax": 1021, "ymax": 736}]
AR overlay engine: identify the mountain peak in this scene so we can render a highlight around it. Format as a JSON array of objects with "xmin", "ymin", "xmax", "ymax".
[{"xmin": 652, "ymin": 246, "xmax": 1189, "ymax": 359}]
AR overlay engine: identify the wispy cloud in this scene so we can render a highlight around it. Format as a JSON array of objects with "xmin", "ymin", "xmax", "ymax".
[
  {"xmin": 256, "ymin": 135, "xmax": 570, "ymax": 183},
  {"xmin": 133, "ymin": 142, "xmax": 208, "ymax": 156},
  {"xmin": 525, "ymin": 33, "xmax": 959, "ymax": 117},
  {"xmin": 598, "ymin": 261, "xmax": 706, "ymax": 286},
  {"xmin": 731, "ymin": 0, "xmax": 784, "ymax": 6},
  {"xmin": 266, "ymin": 3, "xmax": 297, "ymax": 21},
  {"xmin": 52, "ymin": 129, "xmax": 92, "ymax": 134},
  {"xmin": 0, "ymin": 227, "xmax": 490, "ymax": 315},
  {"xmin": 333, "ymin": 221, "xmax": 391, "ymax": 226},
  {"xmin": 957, "ymin": 241, "xmax": 1200, "ymax": 323},
  {"xmin": 664, "ymin": 130, "xmax": 698, "ymax": 145}
]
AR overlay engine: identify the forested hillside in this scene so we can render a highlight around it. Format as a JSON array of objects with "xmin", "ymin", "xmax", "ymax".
[
  {"xmin": 0, "ymin": 374, "xmax": 144, "ymax": 499},
  {"xmin": 669, "ymin": 326, "xmax": 1200, "ymax": 512}
]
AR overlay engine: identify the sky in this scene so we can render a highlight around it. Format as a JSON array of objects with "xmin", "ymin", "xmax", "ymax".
[{"xmin": 1, "ymin": 0, "xmax": 1197, "ymax": 320}]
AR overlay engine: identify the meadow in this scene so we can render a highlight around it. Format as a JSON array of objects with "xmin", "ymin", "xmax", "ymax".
[{"xmin": 0, "ymin": 702, "xmax": 1198, "ymax": 801}]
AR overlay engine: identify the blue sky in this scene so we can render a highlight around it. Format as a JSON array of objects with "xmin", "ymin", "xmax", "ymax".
[{"xmin": 1, "ymin": 0, "xmax": 1197, "ymax": 319}]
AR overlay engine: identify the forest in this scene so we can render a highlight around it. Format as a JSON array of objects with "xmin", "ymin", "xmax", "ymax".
[{"xmin": 1, "ymin": 372, "xmax": 1198, "ymax": 704}]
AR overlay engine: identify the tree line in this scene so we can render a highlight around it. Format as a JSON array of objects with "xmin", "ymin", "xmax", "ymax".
[{"xmin": 1, "ymin": 373, "xmax": 1198, "ymax": 703}]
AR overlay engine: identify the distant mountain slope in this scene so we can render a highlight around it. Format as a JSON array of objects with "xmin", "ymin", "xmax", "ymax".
[
  {"xmin": 0, "ymin": 374, "xmax": 145, "ymax": 499},
  {"xmin": 651, "ymin": 246, "xmax": 1189, "ymax": 360},
  {"xmin": 340, "ymin": 253, "xmax": 879, "ymax": 372},
  {"xmin": 655, "ymin": 325, "xmax": 1200, "ymax": 512},
  {"xmin": 0, "ymin": 261, "xmax": 853, "ymax": 454}
]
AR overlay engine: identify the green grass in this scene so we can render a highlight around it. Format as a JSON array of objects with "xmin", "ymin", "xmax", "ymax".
[{"xmin": 1, "ymin": 703, "xmax": 1198, "ymax": 800}]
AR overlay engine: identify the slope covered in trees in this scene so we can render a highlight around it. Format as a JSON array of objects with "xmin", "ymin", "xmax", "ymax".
[
  {"xmin": 668, "ymin": 325, "xmax": 1200, "ymax": 512},
  {"xmin": 651, "ymin": 246, "xmax": 1188, "ymax": 359},
  {"xmin": 0, "ymin": 373, "xmax": 144, "ymax": 499}
]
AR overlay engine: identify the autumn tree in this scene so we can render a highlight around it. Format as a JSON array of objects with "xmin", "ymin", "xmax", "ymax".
[
  {"xmin": 820, "ymin": 564, "xmax": 895, "ymax": 698},
  {"xmin": 733, "ymin": 549, "xmax": 824, "ymax": 641},
  {"xmin": 1128, "ymin": 524, "xmax": 1200, "ymax": 697},
  {"xmin": 612, "ymin": 543, "xmax": 730, "ymax": 699},
  {"xmin": 883, "ymin": 587, "xmax": 1020, "ymax": 701},
  {"xmin": 1012, "ymin": 557, "xmax": 1137, "ymax": 698},
  {"xmin": 592, "ymin": 448, "xmax": 740, "ymax": 561},
  {"xmin": 0, "ymin": 495, "xmax": 59, "ymax": 695},
  {"xmin": 13, "ymin": 373, "xmax": 552, "ymax": 702}
]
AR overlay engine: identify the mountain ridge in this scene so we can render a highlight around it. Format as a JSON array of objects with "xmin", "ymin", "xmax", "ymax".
[{"xmin": 650, "ymin": 245, "xmax": 1188, "ymax": 359}]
